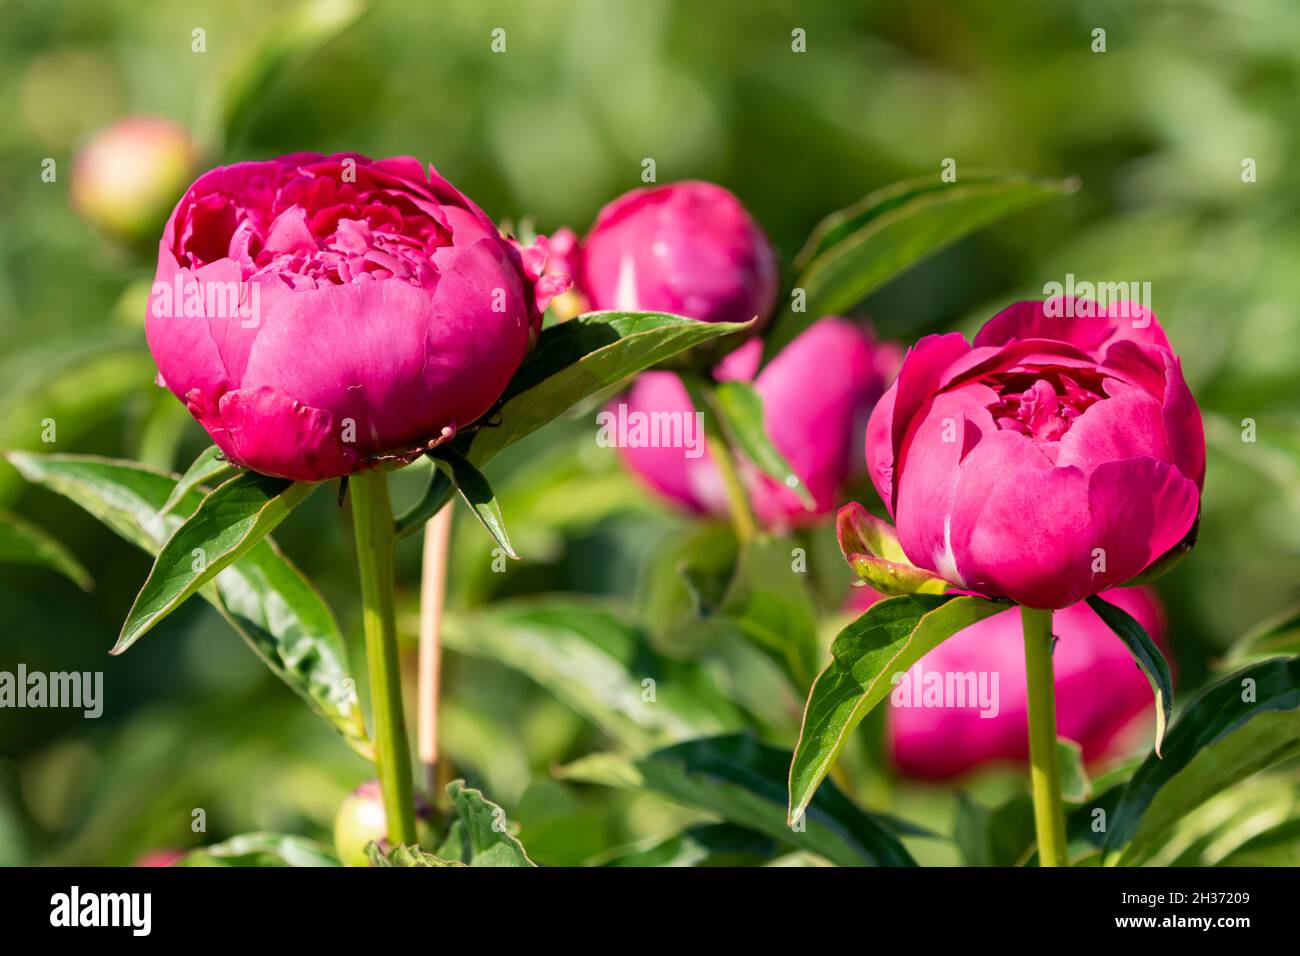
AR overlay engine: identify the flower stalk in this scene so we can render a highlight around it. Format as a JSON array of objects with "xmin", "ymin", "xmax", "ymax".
[
  {"xmin": 350, "ymin": 469, "xmax": 418, "ymax": 846},
  {"xmin": 1021, "ymin": 606, "xmax": 1069, "ymax": 867}
]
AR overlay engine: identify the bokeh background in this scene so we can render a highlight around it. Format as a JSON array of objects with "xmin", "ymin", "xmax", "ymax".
[{"xmin": 2, "ymin": 0, "xmax": 1298, "ymax": 865}]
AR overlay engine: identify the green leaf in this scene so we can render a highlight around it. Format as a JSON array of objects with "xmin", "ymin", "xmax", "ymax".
[
  {"xmin": 436, "ymin": 781, "xmax": 536, "ymax": 867},
  {"xmin": 465, "ymin": 311, "xmax": 754, "ymax": 466},
  {"xmin": 763, "ymin": 172, "xmax": 1077, "ymax": 362},
  {"xmin": 438, "ymin": 598, "xmax": 742, "ymax": 750},
  {"xmin": 431, "ymin": 446, "xmax": 516, "ymax": 559},
  {"xmin": 6, "ymin": 453, "xmax": 368, "ymax": 755},
  {"xmin": 178, "ymin": 833, "xmax": 340, "ymax": 867},
  {"xmin": 394, "ymin": 465, "xmax": 453, "ymax": 538},
  {"xmin": 160, "ymin": 445, "xmax": 235, "ymax": 516},
  {"xmin": 711, "ymin": 536, "xmax": 822, "ymax": 690},
  {"xmin": 788, "ymin": 594, "xmax": 1006, "ymax": 823},
  {"xmin": 596, "ymin": 822, "xmax": 782, "ymax": 867},
  {"xmin": 708, "ymin": 380, "xmax": 815, "ymax": 509},
  {"xmin": 1057, "ymin": 738, "xmax": 1091, "ymax": 803},
  {"xmin": 1103, "ymin": 656, "xmax": 1300, "ymax": 865},
  {"xmin": 1224, "ymin": 602, "xmax": 1300, "ymax": 665},
  {"xmin": 1086, "ymin": 595, "xmax": 1173, "ymax": 757},
  {"xmin": 560, "ymin": 733, "xmax": 916, "ymax": 867},
  {"xmin": 365, "ymin": 842, "xmax": 462, "ymax": 867},
  {"xmin": 116, "ymin": 472, "xmax": 318, "ymax": 654},
  {"xmin": 219, "ymin": 0, "xmax": 372, "ymax": 149},
  {"xmin": 0, "ymin": 510, "xmax": 91, "ymax": 590},
  {"xmin": 953, "ymin": 792, "xmax": 1037, "ymax": 867},
  {"xmin": 393, "ymin": 311, "xmax": 750, "ymax": 539}
]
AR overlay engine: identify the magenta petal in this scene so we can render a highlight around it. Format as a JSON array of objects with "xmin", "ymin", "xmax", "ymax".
[
  {"xmin": 888, "ymin": 332, "xmax": 971, "ymax": 510},
  {"xmin": 864, "ymin": 381, "xmax": 898, "ymax": 514},
  {"xmin": 946, "ymin": 430, "xmax": 1093, "ymax": 609},
  {"xmin": 1054, "ymin": 380, "xmax": 1170, "ymax": 473},
  {"xmin": 1086, "ymin": 456, "xmax": 1200, "ymax": 590},
  {"xmin": 214, "ymin": 386, "xmax": 357, "ymax": 481}
]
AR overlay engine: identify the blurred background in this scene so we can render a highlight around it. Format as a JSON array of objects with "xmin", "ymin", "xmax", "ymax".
[{"xmin": 1, "ymin": 0, "xmax": 1298, "ymax": 865}]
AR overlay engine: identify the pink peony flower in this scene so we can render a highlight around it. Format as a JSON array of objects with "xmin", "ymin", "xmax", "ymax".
[
  {"xmin": 616, "ymin": 317, "xmax": 888, "ymax": 529},
  {"xmin": 72, "ymin": 116, "xmax": 198, "ymax": 244},
  {"xmin": 865, "ymin": 297, "xmax": 1204, "ymax": 609},
  {"xmin": 845, "ymin": 585, "xmax": 1169, "ymax": 778},
  {"xmin": 146, "ymin": 153, "xmax": 565, "ymax": 481},
  {"xmin": 576, "ymin": 181, "xmax": 779, "ymax": 329}
]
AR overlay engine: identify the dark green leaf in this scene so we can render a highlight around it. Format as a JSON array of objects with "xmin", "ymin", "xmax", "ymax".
[
  {"xmin": 431, "ymin": 446, "xmax": 516, "ymax": 559},
  {"xmin": 1103, "ymin": 656, "xmax": 1300, "ymax": 865},
  {"xmin": 394, "ymin": 464, "xmax": 453, "ymax": 538},
  {"xmin": 435, "ymin": 781, "xmax": 536, "ymax": 867},
  {"xmin": 0, "ymin": 510, "xmax": 91, "ymax": 590},
  {"xmin": 788, "ymin": 594, "xmax": 1005, "ymax": 823},
  {"xmin": 763, "ymin": 172, "xmax": 1076, "ymax": 362},
  {"xmin": 561, "ymin": 733, "xmax": 917, "ymax": 867},
  {"xmin": 160, "ymin": 445, "xmax": 235, "ymax": 516},
  {"xmin": 708, "ymin": 380, "xmax": 815, "ymax": 509},
  {"xmin": 597, "ymin": 822, "xmax": 782, "ymax": 867},
  {"xmin": 116, "ymin": 471, "xmax": 318, "ymax": 653},
  {"xmin": 178, "ymin": 833, "xmax": 340, "ymax": 867},
  {"xmin": 1086, "ymin": 594, "xmax": 1173, "ymax": 757},
  {"xmin": 6, "ymin": 453, "xmax": 368, "ymax": 755},
  {"xmin": 463, "ymin": 311, "xmax": 754, "ymax": 467}
]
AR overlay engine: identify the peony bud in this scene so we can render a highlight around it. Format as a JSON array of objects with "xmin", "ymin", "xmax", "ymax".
[
  {"xmin": 333, "ymin": 780, "xmax": 436, "ymax": 867},
  {"xmin": 71, "ymin": 116, "xmax": 198, "ymax": 246},
  {"xmin": 865, "ymin": 297, "xmax": 1204, "ymax": 609},
  {"xmin": 577, "ymin": 181, "xmax": 778, "ymax": 330},
  {"xmin": 145, "ymin": 153, "xmax": 569, "ymax": 481}
]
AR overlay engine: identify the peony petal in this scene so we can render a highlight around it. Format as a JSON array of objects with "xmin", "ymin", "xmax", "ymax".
[
  {"xmin": 1086, "ymin": 456, "xmax": 1200, "ymax": 591},
  {"xmin": 214, "ymin": 385, "xmax": 357, "ymax": 481}
]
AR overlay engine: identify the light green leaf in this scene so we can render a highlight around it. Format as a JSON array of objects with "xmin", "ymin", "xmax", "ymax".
[
  {"xmin": 178, "ymin": 833, "xmax": 340, "ymax": 867},
  {"xmin": 0, "ymin": 510, "xmax": 91, "ymax": 590},
  {"xmin": 160, "ymin": 445, "xmax": 235, "ymax": 516},
  {"xmin": 596, "ymin": 822, "xmax": 782, "ymax": 867},
  {"xmin": 763, "ymin": 171, "xmax": 1077, "ymax": 362},
  {"xmin": 1104, "ymin": 656, "xmax": 1300, "ymax": 866},
  {"xmin": 116, "ymin": 472, "xmax": 318, "ymax": 653},
  {"xmin": 788, "ymin": 594, "xmax": 1006, "ymax": 823},
  {"xmin": 365, "ymin": 842, "xmax": 462, "ymax": 867},
  {"xmin": 1224, "ymin": 602, "xmax": 1300, "ymax": 665},
  {"xmin": 7, "ymin": 453, "xmax": 368, "ymax": 755},
  {"xmin": 560, "ymin": 733, "xmax": 916, "ymax": 867},
  {"xmin": 708, "ymin": 380, "xmax": 814, "ymax": 509},
  {"xmin": 431, "ymin": 445, "xmax": 516, "ymax": 559},
  {"xmin": 1086, "ymin": 594, "xmax": 1173, "ymax": 757},
  {"xmin": 1057, "ymin": 738, "xmax": 1091, "ymax": 803},
  {"xmin": 438, "ymin": 598, "xmax": 742, "ymax": 751},
  {"xmin": 436, "ymin": 781, "xmax": 536, "ymax": 867}
]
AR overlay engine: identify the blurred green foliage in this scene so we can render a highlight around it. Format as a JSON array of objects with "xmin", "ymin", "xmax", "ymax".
[{"xmin": 1, "ymin": 0, "xmax": 1298, "ymax": 865}]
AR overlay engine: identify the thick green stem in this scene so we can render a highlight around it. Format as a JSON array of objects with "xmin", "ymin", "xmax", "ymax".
[
  {"xmin": 1021, "ymin": 606, "xmax": 1069, "ymax": 867},
  {"xmin": 685, "ymin": 376, "xmax": 757, "ymax": 544},
  {"xmin": 350, "ymin": 470, "xmax": 418, "ymax": 846}
]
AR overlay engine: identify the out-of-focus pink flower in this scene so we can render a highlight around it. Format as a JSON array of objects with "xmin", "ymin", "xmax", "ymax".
[
  {"xmin": 333, "ymin": 780, "xmax": 434, "ymax": 867},
  {"xmin": 576, "ymin": 181, "xmax": 778, "ymax": 329},
  {"xmin": 846, "ymin": 585, "xmax": 1169, "ymax": 778},
  {"xmin": 616, "ymin": 317, "xmax": 887, "ymax": 529},
  {"xmin": 865, "ymin": 297, "xmax": 1204, "ymax": 609},
  {"xmin": 134, "ymin": 848, "xmax": 184, "ymax": 867},
  {"xmin": 71, "ymin": 116, "xmax": 198, "ymax": 244},
  {"xmin": 146, "ymin": 153, "xmax": 567, "ymax": 481}
]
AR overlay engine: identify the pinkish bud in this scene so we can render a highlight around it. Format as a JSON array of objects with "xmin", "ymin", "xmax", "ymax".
[
  {"xmin": 577, "ymin": 181, "xmax": 778, "ymax": 330},
  {"xmin": 71, "ymin": 116, "xmax": 199, "ymax": 245},
  {"xmin": 333, "ymin": 780, "xmax": 436, "ymax": 867}
]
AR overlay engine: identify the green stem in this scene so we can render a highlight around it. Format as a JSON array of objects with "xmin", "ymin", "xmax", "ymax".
[
  {"xmin": 684, "ymin": 376, "xmax": 757, "ymax": 544},
  {"xmin": 1021, "ymin": 606, "xmax": 1069, "ymax": 867},
  {"xmin": 350, "ymin": 469, "xmax": 418, "ymax": 846}
]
